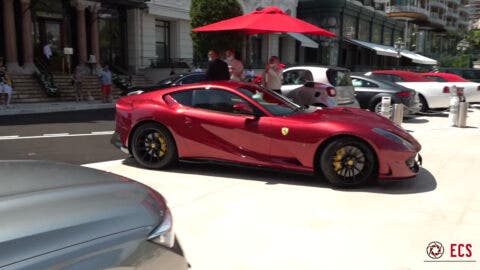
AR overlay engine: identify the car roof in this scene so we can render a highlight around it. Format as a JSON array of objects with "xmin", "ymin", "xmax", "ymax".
[
  {"xmin": 421, "ymin": 72, "xmax": 469, "ymax": 82},
  {"xmin": 284, "ymin": 66, "xmax": 350, "ymax": 72},
  {"xmin": 372, "ymin": 70, "xmax": 432, "ymax": 82},
  {"xmin": 351, "ymin": 74, "xmax": 414, "ymax": 91}
]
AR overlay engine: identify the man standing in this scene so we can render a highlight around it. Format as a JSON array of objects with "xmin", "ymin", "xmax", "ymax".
[
  {"xmin": 225, "ymin": 49, "xmax": 244, "ymax": 81},
  {"xmin": 205, "ymin": 50, "xmax": 229, "ymax": 81},
  {"xmin": 98, "ymin": 65, "xmax": 113, "ymax": 103},
  {"xmin": 264, "ymin": 56, "xmax": 283, "ymax": 94}
]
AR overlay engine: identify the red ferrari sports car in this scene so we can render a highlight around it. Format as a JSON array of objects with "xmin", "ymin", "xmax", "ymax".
[{"xmin": 111, "ymin": 81, "xmax": 422, "ymax": 187}]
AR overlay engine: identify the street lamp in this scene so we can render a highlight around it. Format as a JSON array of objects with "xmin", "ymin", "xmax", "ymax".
[{"xmin": 394, "ymin": 37, "xmax": 405, "ymax": 67}]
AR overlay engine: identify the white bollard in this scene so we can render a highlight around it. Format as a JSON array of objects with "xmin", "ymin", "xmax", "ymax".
[
  {"xmin": 392, "ymin": 103, "xmax": 404, "ymax": 126},
  {"xmin": 380, "ymin": 96, "xmax": 392, "ymax": 118},
  {"xmin": 448, "ymin": 95, "xmax": 460, "ymax": 127},
  {"xmin": 458, "ymin": 102, "xmax": 468, "ymax": 128}
]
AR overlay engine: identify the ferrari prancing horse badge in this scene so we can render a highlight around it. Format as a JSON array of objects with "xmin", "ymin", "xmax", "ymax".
[{"xmin": 281, "ymin": 127, "xmax": 289, "ymax": 136}]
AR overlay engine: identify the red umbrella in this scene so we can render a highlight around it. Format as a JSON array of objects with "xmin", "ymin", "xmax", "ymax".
[{"xmin": 192, "ymin": 6, "xmax": 336, "ymax": 37}]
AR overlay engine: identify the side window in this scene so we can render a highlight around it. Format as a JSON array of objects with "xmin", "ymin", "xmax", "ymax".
[
  {"xmin": 169, "ymin": 90, "xmax": 193, "ymax": 106},
  {"xmin": 191, "ymin": 89, "xmax": 254, "ymax": 115},
  {"xmin": 425, "ymin": 76, "xmax": 445, "ymax": 82},
  {"xmin": 364, "ymin": 80, "xmax": 378, "ymax": 88},
  {"xmin": 372, "ymin": 74, "xmax": 391, "ymax": 83},
  {"xmin": 351, "ymin": 78, "xmax": 363, "ymax": 87},
  {"xmin": 390, "ymin": 75, "xmax": 405, "ymax": 82},
  {"xmin": 283, "ymin": 70, "xmax": 299, "ymax": 85},
  {"xmin": 352, "ymin": 78, "xmax": 377, "ymax": 88},
  {"xmin": 327, "ymin": 69, "xmax": 353, "ymax": 86},
  {"xmin": 282, "ymin": 70, "xmax": 312, "ymax": 85}
]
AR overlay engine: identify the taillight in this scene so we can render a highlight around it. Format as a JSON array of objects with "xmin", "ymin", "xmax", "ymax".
[
  {"xmin": 326, "ymin": 87, "xmax": 336, "ymax": 97},
  {"xmin": 443, "ymin": 86, "xmax": 450, "ymax": 93},
  {"xmin": 396, "ymin": 91, "xmax": 411, "ymax": 97}
]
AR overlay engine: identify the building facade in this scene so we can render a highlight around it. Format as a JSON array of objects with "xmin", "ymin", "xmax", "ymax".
[
  {"xmin": 297, "ymin": 0, "xmax": 406, "ymax": 71},
  {"xmin": 383, "ymin": 0, "xmax": 470, "ymax": 58},
  {"xmin": 0, "ymin": 0, "xmax": 147, "ymax": 75}
]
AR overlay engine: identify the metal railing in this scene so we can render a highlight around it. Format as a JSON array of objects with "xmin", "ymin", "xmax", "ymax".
[
  {"xmin": 34, "ymin": 57, "xmax": 59, "ymax": 97},
  {"xmin": 385, "ymin": 5, "xmax": 429, "ymax": 17}
]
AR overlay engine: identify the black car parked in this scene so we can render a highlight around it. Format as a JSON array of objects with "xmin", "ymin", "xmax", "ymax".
[
  {"xmin": 125, "ymin": 72, "xmax": 207, "ymax": 95},
  {"xmin": 351, "ymin": 75, "xmax": 421, "ymax": 117}
]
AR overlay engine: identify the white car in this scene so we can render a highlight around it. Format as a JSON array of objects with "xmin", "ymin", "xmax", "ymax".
[
  {"xmin": 421, "ymin": 72, "xmax": 480, "ymax": 103},
  {"xmin": 281, "ymin": 66, "xmax": 359, "ymax": 108},
  {"xmin": 365, "ymin": 71, "xmax": 457, "ymax": 112}
]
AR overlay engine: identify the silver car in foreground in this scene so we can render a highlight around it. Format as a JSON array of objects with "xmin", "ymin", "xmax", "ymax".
[{"xmin": 0, "ymin": 160, "xmax": 189, "ymax": 270}]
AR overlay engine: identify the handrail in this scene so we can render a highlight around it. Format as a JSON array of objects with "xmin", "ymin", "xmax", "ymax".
[{"xmin": 34, "ymin": 57, "xmax": 59, "ymax": 97}]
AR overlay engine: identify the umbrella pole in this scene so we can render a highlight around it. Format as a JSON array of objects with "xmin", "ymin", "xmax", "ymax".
[{"xmin": 266, "ymin": 33, "xmax": 270, "ymax": 66}]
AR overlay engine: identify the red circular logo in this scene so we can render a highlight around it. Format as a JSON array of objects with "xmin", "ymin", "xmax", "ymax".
[{"xmin": 426, "ymin": 241, "xmax": 444, "ymax": 259}]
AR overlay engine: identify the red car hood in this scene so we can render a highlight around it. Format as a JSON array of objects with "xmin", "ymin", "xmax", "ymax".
[{"xmin": 287, "ymin": 107, "xmax": 418, "ymax": 146}]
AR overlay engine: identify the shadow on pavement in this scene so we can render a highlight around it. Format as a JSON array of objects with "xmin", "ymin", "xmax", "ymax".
[
  {"xmin": 122, "ymin": 158, "xmax": 436, "ymax": 195},
  {"xmin": 404, "ymin": 118, "xmax": 429, "ymax": 124},
  {"xmin": 417, "ymin": 111, "xmax": 448, "ymax": 117},
  {"xmin": 343, "ymin": 168, "xmax": 436, "ymax": 194}
]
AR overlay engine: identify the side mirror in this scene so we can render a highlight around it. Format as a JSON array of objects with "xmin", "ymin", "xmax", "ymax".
[
  {"xmin": 233, "ymin": 102, "xmax": 254, "ymax": 115},
  {"xmin": 304, "ymin": 81, "xmax": 314, "ymax": 88}
]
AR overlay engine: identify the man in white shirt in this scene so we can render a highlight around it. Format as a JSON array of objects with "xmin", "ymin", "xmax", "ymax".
[
  {"xmin": 225, "ymin": 49, "xmax": 244, "ymax": 81},
  {"xmin": 43, "ymin": 42, "xmax": 53, "ymax": 59},
  {"xmin": 265, "ymin": 56, "xmax": 283, "ymax": 94}
]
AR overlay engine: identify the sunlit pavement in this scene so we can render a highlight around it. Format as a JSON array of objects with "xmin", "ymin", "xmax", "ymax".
[{"xmin": 85, "ymin": 105, "xmax": 480, "ymax": 270}]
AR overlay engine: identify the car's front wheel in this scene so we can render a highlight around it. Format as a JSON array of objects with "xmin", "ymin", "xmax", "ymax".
[
  {"xmin": 131, "ymin": 123, "xmax": 177, "ymax": 169},
  {"xmin": 318, "ymin": 137, "xmax": 377, "ymax": 187}
]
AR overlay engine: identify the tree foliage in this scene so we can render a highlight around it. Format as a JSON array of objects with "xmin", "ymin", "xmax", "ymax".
[
  {"xmin": 466, "ymin": 29, "xmax": 480, "ymax": 52},
  {"xmin": 190, "ymin": 0, "xmax": 243, "ymax": 66},
  {"xmin": 439, "ymin": 54, "xmax": 470, "ymax": 68}
]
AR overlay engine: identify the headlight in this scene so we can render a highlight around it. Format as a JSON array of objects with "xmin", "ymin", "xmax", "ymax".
[
  {"xmin": 148, "ymin": 208, "xmax": 175, "ymax": 248},
  {"xmin": 372, "ymin": 128, "xmax": 415, "ymax": 151}
]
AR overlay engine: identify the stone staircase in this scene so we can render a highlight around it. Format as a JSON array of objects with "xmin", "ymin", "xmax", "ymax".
[
  {"xmin": 52, "ymin": 75, "xmax": 122, "ymax": 101},
  {"xmin": 10, "ymin": 75, "xmax": 51, "ymax": 103},
  {"xmin": 7, "ymin": 73, "xmax": 153, "ymax": 104}
]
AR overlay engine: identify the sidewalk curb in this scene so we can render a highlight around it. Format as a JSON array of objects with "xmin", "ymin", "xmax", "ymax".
[{"xmin": 0, "ymin": 101, "xmax": 115, "ymax": 116}]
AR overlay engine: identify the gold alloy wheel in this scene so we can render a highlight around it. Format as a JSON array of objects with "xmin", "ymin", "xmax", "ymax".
[
  {"xmin": 331, "ymin": 146, "xmax": 366, "ymax": 178},
  {"xmin": 145, "ymin": 132, "xmax": 167, "ymax": 158}
]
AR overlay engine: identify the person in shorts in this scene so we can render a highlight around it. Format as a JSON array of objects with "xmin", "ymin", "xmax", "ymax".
[{"xmin": 98, "ymin": 65, "xmax": 112, "ymax": 103}]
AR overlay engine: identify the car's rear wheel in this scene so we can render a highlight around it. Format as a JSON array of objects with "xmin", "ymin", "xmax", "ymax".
[
  {"xmin": 131, "ymin": 123, "xmax": 177, "ymax": 169},
  {"xmin": 419, "ymin": 95, "xmax": 429, "ymax": 112},
  {"xmin": 319, "ymin": 137, "xmax": 377, "ymax": 187}
]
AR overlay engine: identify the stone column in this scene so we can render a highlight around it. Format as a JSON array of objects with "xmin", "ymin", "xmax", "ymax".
[
  {"xmin": 89, "ymin": 3, "xmax": 100, "ymax": 69},
  {"xmin": 2, "ymin": 0, "xmax": 23, "ymax": 73},
  {"xmin": 21, "ymin": 0, "xmax": 37, "ymax": 74},
  {"xmin": 74, "ymin": 0, "xmax": 88, "ymax": 65}
]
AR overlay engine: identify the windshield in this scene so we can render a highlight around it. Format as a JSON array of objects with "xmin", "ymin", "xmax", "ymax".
[{"xmin": 237, "ymin": 85, "xmax": 301, "ymax": 116}]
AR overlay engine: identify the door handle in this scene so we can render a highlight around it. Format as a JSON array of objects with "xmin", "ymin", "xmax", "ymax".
[{"xmin": 184, "ymin": 117, "xmax": 193, "ymax": 127}]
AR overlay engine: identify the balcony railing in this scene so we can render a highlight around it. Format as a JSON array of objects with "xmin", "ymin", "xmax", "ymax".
[
  {"xmin": 385, "ymin": 5, "xmax": 429, "ymax": 17},
  {"xmin": 429, "ymin": 16, "xmax": 447, "ymax": 26},
  {"xmin": 446, "ymin": 0, "xmax": 460, "ymax": 5},
  {"xmin": 446, "ymin": 9, "xmax": 459, "ymax": 19},
  {"xmin": 429, "ymin": 0, "xmax": 447, "ymax": 10}
]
